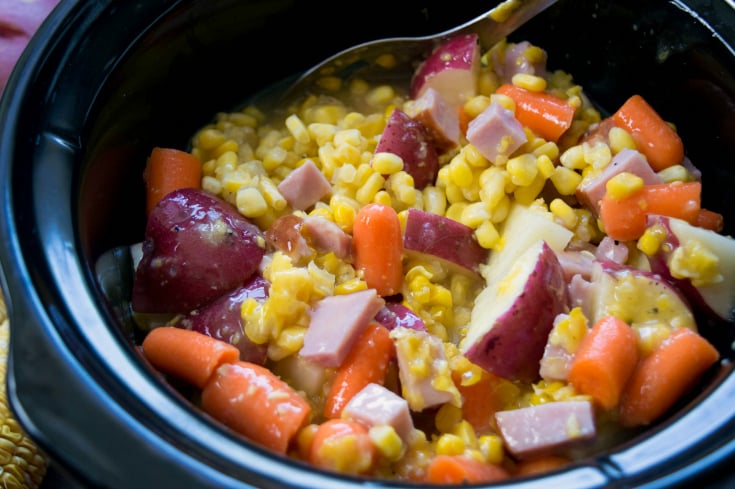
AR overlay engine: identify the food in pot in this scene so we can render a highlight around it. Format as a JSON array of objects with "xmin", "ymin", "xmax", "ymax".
[{"xmin": 128, "ymin": 33, "xmax": 734, "ymax": 483}]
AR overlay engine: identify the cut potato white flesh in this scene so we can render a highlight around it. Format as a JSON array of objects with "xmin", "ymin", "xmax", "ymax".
[
  {"xmin": 462, "ymin": 239, "xmax": 567, "ymax": 382},
  {"xmin": 646, "ymin": 215, "xmax": 735, "ymax": 322}
]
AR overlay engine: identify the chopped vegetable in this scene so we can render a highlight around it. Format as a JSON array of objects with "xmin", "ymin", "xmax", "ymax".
[
  {"xmin": 425, "ymin": 454, "xmax": 509, "ymax": 484},
  {"xmin": 619, "ymin": 327, "xmax": 719, "ymax": 427},
  {"xmin": 143, "ymin": 147, "xmax": 202, "ymax": 216},
  {"xmin": 323, "ymin": 322, "xmax": 395, "ymax": 419},
  {"xmin": 495, "ymin": 83, "xmax": 575, "ymax": 142},
  {"xmin": 567, "ymin": 316, "xmax": 639, "ymax": 410},
  {"xmin": 141, "ymin": 326, "xmax": 239, "ymax": 389},
  {"xmin": 612, "ymin": 94, "xmax": 685, "ymax": 171},
  {"xmin": 308, "ymin": 419, "xmax": 376, "ymax": 475},
  {"xmin": 353, "ymin": 203, "xmax": 403, "ymax": 296}
]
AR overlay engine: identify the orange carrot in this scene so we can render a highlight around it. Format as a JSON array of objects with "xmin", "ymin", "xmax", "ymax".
[
  {"xmin": 425, "ymin": 455, "xmax": 510, "ymax": 484},
  {"xmin": 495, "ymin": 83, "xmax": 576, "ymax": 142},
  {"xmin": 141, "ymin": 326, "xmax": 239, "ymax": 389},
  {"xmin": 619, "ymin": 327, "xmax": 720, "ymax": 427},
  {"xmin": 695, "ymin": 208, "xmax": 724, "ymax": 232},
  {"xmin": 642, "ymin": 181, "xmax": 701, "ymax": 224},
  {"xmin": 201, "ymin": 361, "xmax": 312, "ymax": 454},
  {"xmin": 599, "ymin": 181, "xmax": 703, "ymax": 241},
  {"xmin": 144, "ymin": 147, "xmax": 202, "ymax": 215},
  {"xmin": 323, "ymin": 322, "xmax": 395, "ymax": 419},
  {"xmin": 457, "ymin": 105, "xmax": 471, "ymax": 136},
  {"xmin": 612, "ymin": 94, "xmax": 685, "ymax": 172},
  {"xmin": 453, "ymin": 368, "xmax": 514, "ymax": 433},
  {"xmin": 567, "ymin": 316, "xmax": 639, "ymax": 411},
  {"xmin": 308, "ymin": 419, "xmax": 375, "ymax": 475},
  {"xmin": 598, "ymin": 188, "xmax": 648, "ymax": 241},
  {"xmin": 353, "ymin": 203, "xmax": 403, "ymax": 296},
  {"xmin": 514, "ymin": 455, "xmax": 570, "ymax": 477}
]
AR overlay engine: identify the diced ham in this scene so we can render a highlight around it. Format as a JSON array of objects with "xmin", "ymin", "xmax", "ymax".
[
  {"xmin": 495, "ymin": 401, "xmax": 596, "ymax": 459},
  {"xmin": 554, "ymin": 250, "xmax": 596, "ymax": 282},
  {"xmin": 277, "ymin": 159, "xmax": 332, "ymax": 210},
  {"xmin": 575, "ymin": 148, "xmax": 663, "ymax": 214},
  {"xmin": 491, "ymin": 41, "xmax": 548, "ymax": 83},
  {"xmin": 539, "ymin": 313, "xmax": 577, "ymax": 381},
  {"xmin": 265, "ymin": 214, "xmax": 312, "ymax": 262},
  {"xmin": 342, "ymin": 383, "xmax": 415, "ymax": 443},
  {"xmin": 302, "ymin": 215, "xmax": 353, "ymax": 261},
  {"xmin": 390, "ymin": 327, "xmax": 460, "ymax": 412},
  {"xmin": 300, "ymin": 289, "xmax": 386, "ymax": 367},
  {"xmin": 374, "ymin": 302, "xmax": 426, "ymax": 332},
  {"xmin": 466, "ymin": 101, "xmax": 527, "ymax": 163},
  {"xmin": 406, "ymin": 87, "xmax": 460, "ymax": 151},
  {"xmin": 568, "ymin": 274, "xmax": 594, "ymax": 318},
  {"xmin": 595, "ymin": 236, "xmax": 629, "ymax": 264}
]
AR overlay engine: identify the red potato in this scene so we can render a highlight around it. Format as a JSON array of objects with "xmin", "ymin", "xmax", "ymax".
[
  {"xmin": 374, "ymin": 301, "xmax": 426, "ymax": 332},
  {"xmin": 131, "ymin": 188, "xmax": 266, "ymax": 314},
  {"xmin": 410, "ymin": 33, "xmax": 481, "ymax": 107},
  {"xmin": 645, "ymin": 214, "xmax": 735, "ymax": 322},
  {"xmin": 461, "ymin": 240, "xmax": 568, "ymax": 382},
  {"xmin": 175, "ymin": 274, "xmax": 269, "ymax": 364},
  {"xmin": 0, "ymin": 0, "xmax": 60, "ymax": 94},
  {"xmin": 589, "ymin": 260, "xmax": 696, "ymax": 337},
  {"xmin": 481, "ymin": 202, "xmax": 573, "ymax": 286},
  {"xmin": 373, "ymin": 109, "xmax": 439, "ymax": 190},
  {"xmin": 402, "ymin": 207, "xmax": 488, "ymax": 276}
]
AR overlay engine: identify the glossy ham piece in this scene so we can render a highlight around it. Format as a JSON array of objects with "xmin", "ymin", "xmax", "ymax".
[
  {"xmin": 342, "ymin": 383, "xmax": 415, "ymax": 443},
  {"xmin": 277, "ymin": 159, "xmax": 332, "ymax": 211},
  {"xmin": 300, "ymin": 289, "xmax": 386, "ymax": 367},
  {"xmin": 466, "ymin": 101, "xmax": 528, "ymax": 162}
]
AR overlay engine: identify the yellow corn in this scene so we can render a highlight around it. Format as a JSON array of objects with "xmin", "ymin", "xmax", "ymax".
[
  {"xmin": 605, "ymin": 172, "xmax": 644, "ymax": 200},
  {"xmin": 478, "ymin": 435, "xmax": 504, "ymax": 465},
  {"xmin": 463, "ymin": 95, "xmax": 492, "ymax": 119},
  {"xmin": 0, "ymin": 294, "xmax": 47, "ymax": 489},
  {"xmin": 657, "ymin": 164, "xmax": 691, "ymax": 183},
  {"xmin": 236, "ymin": 187, "xmax": 268, "ymax": 218},
  {"xmin": 369, "ymin": 425, "xmax": 404, "ymax": 461},
  {"xmin": 372, "ymin": 152, "xmax": 404, "ymax": 175},
  {"xmin": 608, "ymin": 126, "xmax": 636, "ymax": 154},
  {"xmin": 285, "ymin": 114, "xmax": 311, "ymax": 145},
  {"xmin": 512, "ymin": 73, "xmax": 547, "ymax": 92},
  {"xmin": 637, "ymin": 224, "xmax": 666, "ymax": 256},
  {"xmin": 550, "ymin": 198, "xmax": 578, "ymax": 229},
  {"xmin": 550, "ymin": 166, "xmax": 583, "ymax": 196},
  {"xmin": 435, "ymin": 434, "xmax": 465, "ymax": 456},
  {"xmin": 506, "ymin": 154, "xmax": 538, "ymax": 186}
]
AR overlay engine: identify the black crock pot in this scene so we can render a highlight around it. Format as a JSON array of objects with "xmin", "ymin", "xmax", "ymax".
[{"xmin": 1, "ymin": 1, "xmax": 735, "ymax": 488}]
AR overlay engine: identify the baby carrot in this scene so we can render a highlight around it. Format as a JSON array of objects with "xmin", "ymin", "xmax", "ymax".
[
  {"xmin": 514, "ymin": 455, "xmax": 570, "ymax": 477},
  {"xmin": 598, "ymin": 188, "xmax": 647, "ymax": 241},
  {"xmin": 425, "ymin": 455, "xmax": 510, "ymax": 484},
  {"xmin": 695, "ymin": 208, "xmax": 724, "ymax": 232},
  {"xmin": 619, "ymin": 327, "xmax": 720, "ymax": 427},
  {"xmin": 308, "ymin": 419, "xmax": 376, "ymax": 475},
  {"xmin": 144, "ymin": 147, "xmax": 202, "ymax": 215},
  {"xmin": 201, "ymin": 361, "xmax": 312, "ymax": 454},
  {"xmin": 567, "ymin": 316, "xmax": 639, "ymax": 411},
  {"xmin": 141, "ymin": 326, "xmax": 240, "ymax": 389},
  {"xmin": 323, "ymin": 322, "xmax": 395, "ymax": 419},
  {"xmin": 495, "ymin": 83, "xmax": 576, "ymax": 142},
  {"xmin": 612, "ymin": 94, "xmax": 685, "ymax": 171},
  {"xmin": 642, "ymin": 181, "xmax": 701, "ymax": 224},
  {"xmin": 353, "ymin": 203, "xmax": 403, "ymax": 296},
  {"xmin": 453, "ymin": 369, "xmax": 513, "ymax": 433}
]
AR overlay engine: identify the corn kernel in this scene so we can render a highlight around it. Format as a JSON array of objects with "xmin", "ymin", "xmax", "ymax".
[
  {"xmin": 605, "ymin": 172, "xmax": 644, "ymax": 200},
  {"xmin": 449, "ymin": 157, "xmax": 474, "ymax": 187},
  {"xmin": 462, "ymin": 144, "xmax": 489, "ymax": 168},
  {"xmin": 446, "ymin": 202, "xmax": 467, "ymax": 223},
  {"xmin": 512, "ymin": 73, "xmax": 547, "ymax": 92},
  {"xmin": 560, "ymin": 145, "xmax": 586, "ymax": 170},
  {"xmin": 285, "ymin": 114, "xmax": 311, "ymax": 145},
  {"xmin": 197, "ymin": 128, "xmax": 227, "ymax": 150},
  {"xmin": 460, "ymin": 201, "xmax": 491, "ymax": 229},
  {"xmin": 658, "ymin": 164, "xmax": 691, "ymax": 183},
  {"xmin": 670, "ymin": 238, "xmax": 722, "ymax": 287},
  {"xmin": 608, "ymin": 126, "xmax": 636, "ymax": 154},
  {"xmin": 550, "ymin": 166, "xmax": 583, "ymax": 196},
  {"xmin": 201, "ymin": 175, "xmax": 222, "ymax": 195},
  {"xmin": 315, "ymin": 75, "xmax": 342, "ymax": 92},
  {"xmin": 490, "ymin": 93, "xmax": 516, "ymax": 112},
  {"xmin": 452, "ymin": 420, "xmax": 478, "ymax": 448},
  {"xmin": 423, "ymin": 185, "xmax": 447, "ymax": 216},
  {"xmin": 550, "ymin": 198, "xmax": 578, "ymax": 229},
  {"xmin": 372, "ymin": 152, "xmax": 404, "ymax": 174},
  {"xmin": 464, "ymin": 95, "xmax": 492, "ymax": 119},
  {"xmin": 366, "ymin": 85, "xmax": 396, "ymax": 107},
  {"xmin": 369, "ymin": 426, "xmax": 404, "ymax": 462},
  {"xmin": 637, "ymin": 225, "xmax": 666, "ymax": 256},
  {"xmin": 236, "ymin": 187, "xmax": 268, "ymax": 218},
  {"xmin": 478, "ymin": 435, "xmax": 505, "ymax": 465},
  {"xmin": 355, "ymin": 172, "xmax": 385, "ymax": 204},
  {"xmin": 259, "ymin": 178, "xmax": 287, "ymax": 210},
  {"xmin": 436, "ymin": 434, "xmax": 465, "ymax": 456},
  {"xmin": 435, "ymin": 403, "xmax": 462, "ymax": 433},
  {"xmin": 507, "ymin": 154, "xmax": 538, "ymax": 186}
]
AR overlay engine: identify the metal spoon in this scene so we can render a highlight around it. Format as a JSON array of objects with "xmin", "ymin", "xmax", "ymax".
[{"xmin": 276, "ymin": 0, "xmax": 559, "ymax": 105}]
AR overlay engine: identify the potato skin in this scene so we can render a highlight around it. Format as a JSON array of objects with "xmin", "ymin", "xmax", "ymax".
[
  {"xmin": 463, "ymin": 241, "xmax": 567, "ymax": 382},
  {"xmin": 132, "ymin": 188, "xmax": 266, "ymax": 314}
]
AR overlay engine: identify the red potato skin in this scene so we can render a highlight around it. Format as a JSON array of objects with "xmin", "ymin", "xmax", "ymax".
[
  {"xmin": 410, "ymin": 33, "xmax": 480, "ymax": 107},
  {"xmin": 131, "ymin": 188, "xmax": 266, "ymax": 314},
  {"xmin": 374, "ymin": 109, "xmax": 439, "ymax": 190},
  {"xmin": 176, "ymin": 274, "xmax": 269, "ymax": 364},
  {"xmin": 464, "ymin": 241, "xmax": 568, "ymax": 382},
  {"xmin": 403, "ymin": 208, "xmax": 488, "ymax": 276}
]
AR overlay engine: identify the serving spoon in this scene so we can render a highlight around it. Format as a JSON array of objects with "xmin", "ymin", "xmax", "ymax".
[{"xmin": 274, "ymin": 0, "xmax": 559, "ymax": 105}]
